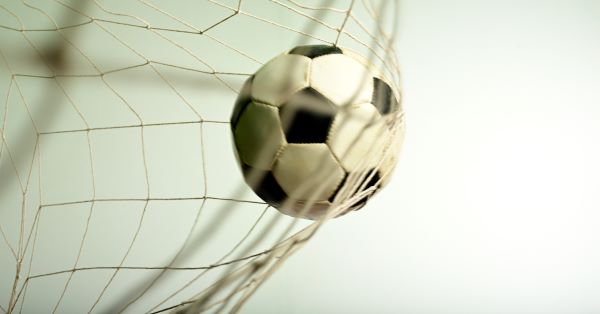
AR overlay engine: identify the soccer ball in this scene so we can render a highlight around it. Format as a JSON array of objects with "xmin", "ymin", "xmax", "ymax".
[{"xmin": 230, "ymin": 45, "xmax": 403, "ymax": 220}]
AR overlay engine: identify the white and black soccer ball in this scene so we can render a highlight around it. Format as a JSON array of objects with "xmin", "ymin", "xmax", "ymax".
[{"xmin": 231, "ymin": 45, "xmax": 403, "ymax": 220}]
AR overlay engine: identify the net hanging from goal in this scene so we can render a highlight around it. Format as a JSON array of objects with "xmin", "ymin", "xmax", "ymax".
[{"xmin": 0, "ymin": 0, "xmax": 403, "ymax": 313}]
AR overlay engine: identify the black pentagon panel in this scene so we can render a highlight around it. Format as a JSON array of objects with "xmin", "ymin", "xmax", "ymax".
[
  {"xmin": 361, "ymin": 169, "xmax": 382, "ymax": 194},
  {"xmin": 350, "ymin": 196, "xmax": 369, "ymax": 211},
  {"xmin": 328, "ymin": 172, "xmax": 348, "ymax": 203},
  {"xmin": 279, "ymin": 87, "xmax": 337, "ymax": 143},
  {"xmin": 230, "ymin": 76, "xmax": 254, "ymax": 130},
  {"xmin": 288, "ymin": 45, "xmax": 343, "ymax": 59},
  {"xmin": 242, "ymin": 163, "xmax": 287, "ymax": 208},
  {"xmin": 350, "ymin": 169, "xmax": 382, "ymax": 211},
  {"xmin": 372, "ymin": 77, "xmax": 399, "ymax": 116}
]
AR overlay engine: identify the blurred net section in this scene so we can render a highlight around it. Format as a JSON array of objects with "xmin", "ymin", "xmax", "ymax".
[{"xmin": 0, "ymin": 0, "xmax": 401, "ymax": 313}]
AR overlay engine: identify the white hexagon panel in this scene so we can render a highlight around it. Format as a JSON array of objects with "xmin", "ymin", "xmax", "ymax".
[
  {"xmin": 327, "ymin": 102, "xmax": 390, "ymax": 172},
  {"xmin": 251, "ymin": 54, "xmax": 311, "ymax": 107},
  {"xmin": 272, "ymin": 143, "xmax": 345, "ymax": 202},
  {"xmin": 309, "ymin": 53, "xmax": 374, "ymax": 107}
]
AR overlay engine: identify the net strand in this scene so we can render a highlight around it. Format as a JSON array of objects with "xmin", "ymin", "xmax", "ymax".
[
  {"xmin": 0, "ymin": 72, "xmax": 18, "ymax": 258},
  {"xmin": 284, "ymin": 0, "xmax": 347, "ymax": 13},
  {"xmin": 334, "ymin": 0, "xmax": 355, "ymax": 45}
]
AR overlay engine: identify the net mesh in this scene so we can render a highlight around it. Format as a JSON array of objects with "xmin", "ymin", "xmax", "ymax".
[{"xmin": 0, "ymin": 0, "xmax": 403, "ymax": 313}]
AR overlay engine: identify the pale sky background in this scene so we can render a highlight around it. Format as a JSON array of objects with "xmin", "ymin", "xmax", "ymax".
[
  {"xmin": 1, "ymin": 1, "xmax": 599, "ymax": 313},
  {"xmin": 245, "ymin": 1, "xmax": 600, "ymax": 313}
]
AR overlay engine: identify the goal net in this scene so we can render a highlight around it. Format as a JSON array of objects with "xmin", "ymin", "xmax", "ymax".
[{"xmin": 0, "ymin": 0, "xmax": 403, "ymax": 313}]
